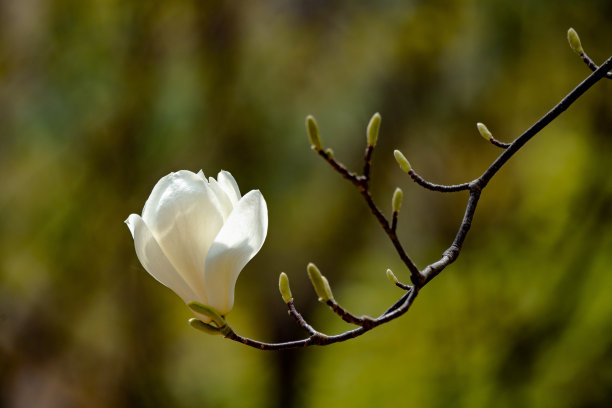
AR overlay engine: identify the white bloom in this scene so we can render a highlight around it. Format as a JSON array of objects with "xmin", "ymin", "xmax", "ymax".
[{"xmin": 125, "ymin": 170, "xmax": 268, "ymax": 322}]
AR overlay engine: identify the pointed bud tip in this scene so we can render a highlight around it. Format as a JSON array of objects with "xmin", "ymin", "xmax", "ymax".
[
  {"xmin": 476, "ymin": 122, "xmax": 492, "ymax": 141},
  {"xmin": 386, "ymin": 269, "xmax": 399, "ymax": 284},
  {"xmin": 367, "ymin": 112, "xmax": 382, "ymax": 147},
  {"xmin": 567, "ymin": 28, "xmax": 584, "ymax": 55},
  {"xmin": 393, "ymin": 150, "xmax": 412, "ymax": 173},
  {"xmin": 279, "ymin": 272, "xmax": 293, "ymax": 303},
  {"xmin": 392, "ymin": 187, "xmax": 403, "ymax": 213},
  {"xmin": 307, "ymin": 263, "xmax": 334, "ymax": 302},
  {"xmin": 306, "ymin": 115, "xmax": 323, "ymax": 151}
]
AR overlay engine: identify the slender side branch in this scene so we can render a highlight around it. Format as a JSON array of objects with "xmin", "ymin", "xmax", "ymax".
[
  {"xmin": 580, "ymin": 52, "xmax": 612, "ymax": 79},
  {"xmin": 316, "ymin": 148, "xmax": 423, "ymax": 283},
  {"xmin": 223, "ymin": 286, "xmax": 419, "ymax": 350},
  {"xmin": 489, "ymin": 138, "xmax": 510, "ymax": 149},
  {"xmin": 287, "ymin": 301, "xmax": 319, "ymax": 336},
  {"xmin": 408, "ymin": 170, "xmax": 471, "ymax": 192},
  {"xmin": 326, "ymin": 300, "xmax": 377, "ymax": 329}
]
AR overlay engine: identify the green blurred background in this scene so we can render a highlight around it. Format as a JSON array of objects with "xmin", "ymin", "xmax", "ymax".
[{"xmin": 1, "ymin": 1, "xmax": 612, "ymax": 407}]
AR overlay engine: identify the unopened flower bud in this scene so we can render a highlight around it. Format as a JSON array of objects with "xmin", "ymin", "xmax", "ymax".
[
  {"xmin": 188, "ymin": 301, "xmax": 226, "ymax": 328},
  {"xmin": 279, "ymin": 272, "xmax": 293, "ymax": 303},
  {"xmin": 567, "ymin": 28, "xmax": 584, "ymax": 55},
  {"xmin": 367, "ymin": 112, "xmax": 381, "ymax": 147},
  {"xmin": 392, "ymin": 188, "xmax": 403, "ymax": 213},
  {"xmin": 306, "ymin": 115, "xmax": 323, "ymax": 151},
  {"xmin": 307, "ymin": 262, "xmax": 334, "ymax": 302},
  {"xmin": 189, "ymin": 318, "xmax": 225, "ymax": 335},
  {"xmin": 393, "ymin": 150, "xmax": 412, "ymax": 173},
  {"xmin": 476, "ymin": 122, "xmax": 492, "ymax": 141},
  {"xmin": 386, "ymin": 269, "xmax": 399, "ymax": 284}
]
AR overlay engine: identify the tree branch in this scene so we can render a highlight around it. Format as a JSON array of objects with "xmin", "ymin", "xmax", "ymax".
[{"xmin": 215, "ymin": 51, "xmax": 612, "ymax": 351}]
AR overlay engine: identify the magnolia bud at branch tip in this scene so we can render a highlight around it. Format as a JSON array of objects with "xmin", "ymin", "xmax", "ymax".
[
  {"xmin": 306, "ymin": 115, "xmax": 323, "ymax": 151},
  {"xmin": 279, "ymin": 272, "xmax": 293, "ymax": 303},
  {"xmin": 567, "ymin": 28, "xmax": 584, "ymax": 55},
  {"xmin": 386, "ymin": 269, "xmax": 399, "ymax": 284},
  {"xmin": 393, "ymin": 150, "xmax": 412, "ymax": 173},
  {"xmin": 307, "ymin": 262, "xmax": 334, "ymax": 302},
  {"xmin": 392, "ymin": 187, "xmax": 403, "ymax": 213},
  {"xmin": 367, "ymin": 112, "xmax": 381, "ymax": 147},
  {"xmin": 476, "ymin": 122, "xmax": 492, "ymax": 141}
]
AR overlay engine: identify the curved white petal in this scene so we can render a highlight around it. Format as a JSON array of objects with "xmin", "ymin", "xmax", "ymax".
[
  {"xmin": 204, "ymin": 190, "xmax": 268, "ymax": 314},
  {"xmin": 142, "ymin": 170, "xmax": 224, "ymax": 301},
  {"xmin": 217, "ymin": 171, "xmax": 241, "ymax": 205},
  {"xmin": 207, "ymin": 178, "xmax": 234, "ymax": 220},
  {"xmin": 125, "ymin": 214, "xmax": 198, "ymax": 303}
]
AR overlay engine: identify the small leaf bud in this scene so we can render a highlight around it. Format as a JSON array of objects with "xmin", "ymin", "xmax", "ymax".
[
  {"xmin": 279, "ymin": 272, "xmax": 293, "ymax": 303},
  {"xmin": 188, "ymin": 301, "xmax": 226, "ymax": 328},
  {"xmin": 392, "ymin": 187, "xmax": 403, "ymax": 213},
  {"xmin": 306, "ymin": 115, "xmax": 323, "ymax": 151},
  {"xmin": 307, "ymin": 262, "xmax": 334, "ymax": 302},
  {"xmin": 324, "ymin": 148, "xmax": 334, "ymax": 158},
  {"xmin": 393, "ymin": 149, "xmax": 412, "ymax": 173},
  {"xmin": 386, "ymin": 269, "xmax": 399, "ymax": 284},
  {"xmin": 367, "ymin": 112, "xmax": 381, "ymax": 147},
  {"xmin": 476, "ymin": 122, "xmax": 492, "ymax": 141},
  {"xmin": 567, "ymin": 28, "xmax": 584, "ymax": 55},
  {"xmin": 188, "ymin": 318, "xmax": 224, "ymax": 335}
]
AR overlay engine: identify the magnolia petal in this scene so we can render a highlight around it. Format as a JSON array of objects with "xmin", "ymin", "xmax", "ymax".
[
  {"xmin": 125, "ymin": 214, "xmax": 198, "ymax": 303},
  {"xmin": 204, "ymin": 190, "xmax": 268, "ymax": 314},
  {"xmin": 217, "ymin": 171, "xmax": 241, "ymax": 205},
  {"xmin": 207, "ymin": 178, "xmax": 234, "ymax": 220},
  {"xmin": 142, "ymin": 170, "xmax": 224, "ymax": 301}
]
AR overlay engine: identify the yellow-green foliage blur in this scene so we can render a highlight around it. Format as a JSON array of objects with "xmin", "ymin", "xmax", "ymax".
[{"xmin": 1, "ymin": 1, "xmax": 612, "ymax": 407}]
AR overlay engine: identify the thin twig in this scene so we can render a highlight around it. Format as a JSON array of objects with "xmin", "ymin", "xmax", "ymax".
[
  {"xmin": 363, "ymin": 145, "xmax": 375, "ymax": 182},
  {"xmin": 408, "ymin": 170, "xmax": 471, "ymax": 192},
  {"xmin": 490, "ymin": 137, "xmax": 510, "ymax": 149},
  {"xmin": 287, "ymin": 301, "xmax": 318, "ymax": 336},
  {"xmin": 326, "ymin": 300, "xmax": 377, "ymax": 329},
  {"xmin": 223, "ymin": 286, "xmax": 419, "ymax": 350},
  {"xmin": 394, "ymin": 280, "xmax": 412, "ymax": 291},
  {"xmin": 317, "ymin": 149, "xmax": 423, "ymax": 283},
  {"xmin": 580, "ymin": 52, "xmax": 612, "ymax": 79},
  {"xmin": 391, "ymin": 211, "xmax": 399, "ymax": 232}
]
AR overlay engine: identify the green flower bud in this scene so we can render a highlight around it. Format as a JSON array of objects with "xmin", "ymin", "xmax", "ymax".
[
  {"xmin": 367, "ymin": 112, "xmax": 381, "ymax": 147},
  {"xmin": 306, "ymin": 115, "xmax": 323, "ymax": 151},
  {"xmin": 279, "ymin": 272, "xmax": 293, "ymax": 303},
  {"xmin": 392, "ymin": 187, "xmax": 403, "ymax": 213},
  {"xmin": 188, "ymin": 318, "xmax": 225, "ymax": 335},
  {"xmin": 386, "ymin": 269, "xmax": 399, "ymax": 284},
  {"xmin": 393, "ymin": 150, "xmax": 412, "ymax": 173},
  {"xmin": 567, "ymin": 28, "xmax": 584, "ymax": 55},
  {"xmin": 476, "ymin": 122, "xmax": 492, "ymax": 141},
  {"xmin": 188, "ymin": 301, "xmax": 226, "ymax": 328},
  {"xmin": 307, "ymin": 262, "xmax": 334, "ymax": 302}
]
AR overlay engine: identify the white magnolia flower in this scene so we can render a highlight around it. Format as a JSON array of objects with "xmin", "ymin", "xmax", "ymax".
[{"xmin": 125, "ymin": 170, "xmax": 268, "ymax": 322}]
